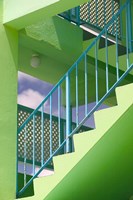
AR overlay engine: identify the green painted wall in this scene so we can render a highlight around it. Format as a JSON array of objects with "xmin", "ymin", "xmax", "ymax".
[
  {"xmin": 45, "ymin": 104, "xmax": 133, "ymax": 200},
  {"xmin": 0, "ymin": 0, "xmax": 132, "ymax": 199},
  {"xmin": 0, "ymin": 1, "xmax": 18, "ymax": 199},
  {"xmin": 18, "ymin": 15, "xmax": 132, "ymax": 107},
  {"xmin": 4, "ymin": 0, "xmax": 89, "ymax": 29},
  {"xmin": 18, "ymin": 10, "xmax": 133, "ymax": 107},
  {"xmin": 120, "ymin": 0, "xmax": 133, "ymax": 50},
  {"xmin": 19, "ymin": 16, "xmax": 83, "ymax": 84},
  {"xmin": 18, "ymin": 173, "xmax": 34, "ymax": 198},
  {"xmin": 25, "ymin": 16, "xmax": 83, "ymax": 57}
]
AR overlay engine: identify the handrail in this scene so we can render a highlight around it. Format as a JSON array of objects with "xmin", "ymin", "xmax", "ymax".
[
  {"xmin": 18, "ymin": 1, "xmax": 128, "ymax": 134},
  {"xmin": 17, "ymin": 0, "xmax": 133, "ymax": 197},
  {"xmin": 17, "ymin": 104, "xmax": 91, "ymax": 159}
]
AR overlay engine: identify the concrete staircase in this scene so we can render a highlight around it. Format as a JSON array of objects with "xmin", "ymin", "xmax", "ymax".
[{"xmin": 17, "ymin": 83, "xmax": 133, "ymax": 200}]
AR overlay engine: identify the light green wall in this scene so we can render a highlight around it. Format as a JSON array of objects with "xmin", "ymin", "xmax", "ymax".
[
  {"xmin": 0, "ymin": 1, "xmax": 18, "ymax": 199},
  {"xmin": 19, "ymin": 46, "xmax": 69, "ymax": 84},
  {"xmin": 19, "ymin": 17, "xmax": 132, "ymax": 107},
  {"xmin": 120, "ymin": 0, "xmax": 133, "ymax": 50},
  {"xmin": 19, "ymin": 16, "xmax": 83, "ymax": 84},
  {"xmin": 4, "ymin": 0, "xmax": 89, "ymax": 30},
  {"xmin": 25, "ymin": 16, "xmax": 82, "ymax": 54},
  {"xmin": 45, "ymin": 104, "xmax": 133, "ymax": 200}
]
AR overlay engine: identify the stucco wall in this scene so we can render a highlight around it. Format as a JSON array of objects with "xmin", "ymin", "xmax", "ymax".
[{"xmin": 0, "ymin": 1, "xmax": 18, "ymax": 199}]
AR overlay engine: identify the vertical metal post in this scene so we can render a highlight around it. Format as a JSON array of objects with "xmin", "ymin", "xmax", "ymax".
[
  {"xmin": 120, "ymin": 0, "xmax": 123, "ymax": 39},
  {"xmin": 24, "ymin": 125, "xmax": 27, "ymax": 187},
  {"xmin": 76, "ymin": 64, "xmax": 79, "ymax": 126},
  {"xmin": 16, "ymin": 127, "xmax": 19, "ymax": 197},
  {"xmin": 105, "ymin": 28, "xmax": 109, "ymax": 92},
  {"xmin": 130, "ymin": 0, "xmax": 133, "ymax": 52},
  {"xmin": 41, "ymin": 106, "xmax": 44, "ymax": 167},
  {"xmin": 104, "ymin": 0, "xmax": 106, "ymax": 26},
  {"xmin": 66, "ymin": 73, "xmax": 71, "ymax": 153},
  {"xmin": 95, "ymin": 41, "xmax": 99, "ymax": 104},
  {"xmin": 59, "ymin": 119, "xmax": 64, "ymax": 154},
  {"xmin": 33, "ymin": 115, "xmax": 35, "ymax": 175},
  {"xmin": 116, "ymin": 17, "xmax": 119, "ymax": 81},
  {"xmin": 69, "ymin": 106, "xmax": 73, "ymax": 152},
  {"xmin": 112, "ymin": 0, "xmax": 115, "ymax": 35},
  {"xmin": 85, "ymin": 54, "xmax": 88, "ymax": 116},
  {"xmin": 127, "ymin": 0, "xmax": 133, "ymax": 52},
  {"xmin": 50, "ymin": 96, "xmax": 52, "ymax": 157},
  {"xmin": 58, "ymin": 86, "xmax": 61, "ymax": 146},
  {"xmin": 63, "ymin": 120, "xmax": 66, "ymax": 154},
  {"xmin": 95, "ymin": 0, "xmax": 98, "ymax": 26},
  {"xmin": 126, "ymin": 5, "xmax": 130, "ymax": 69}
]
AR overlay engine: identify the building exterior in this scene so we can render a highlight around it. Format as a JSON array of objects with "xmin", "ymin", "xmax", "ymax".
[{"xmin": 0, "ymin": 0, "xmax": 133, "ymax": 199}]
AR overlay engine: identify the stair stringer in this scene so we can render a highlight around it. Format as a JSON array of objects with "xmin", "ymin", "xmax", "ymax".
[{"xmin": 17, "ymin": 83, "xmax": 133, "ymax": 200}]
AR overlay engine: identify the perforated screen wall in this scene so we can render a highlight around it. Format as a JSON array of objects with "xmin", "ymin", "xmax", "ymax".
[
  {"xmin": 59, "ymin": 0, "xmax": 121, "ymax": 38},
  {"xmin": 18, "ymin": 105, "xmax": 90, "ymax": 167},
  {"xmin": 80, "ymin": 0, "xmax": 120, "ymax": 36}
]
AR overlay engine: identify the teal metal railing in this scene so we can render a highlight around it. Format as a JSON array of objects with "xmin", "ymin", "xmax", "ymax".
[
  {"xmin": 59, "ymin": 0, "xmax": 121, "ymax": 37},
  {"xmin": 17, "ymin": 104, "xmax": 91, "ymax": 193},
  {"xmin": 17, "ymin": 0, "xmax": 133, "ymax": 197},
  {"xmin": 17, "ymin": 104, "xmax": 90, "ymax": 168}
]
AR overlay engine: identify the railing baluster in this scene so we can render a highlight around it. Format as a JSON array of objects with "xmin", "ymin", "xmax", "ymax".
[
  {"xmin": 33, "ymin": 115, "xmax": 35, "ymax": 175},
  {"xmin": 63, "ymin": 120, "xmax": 66, "ymax": 153},
  {"xmin": 66, "ymin": 73, "xmax": 71, "ymax": 153},
  {"xmin": 60, "ymin": 0, "xmax": 121, "ymax": 38},
  {"xmin": 85, "ymin": 54, "xmax": 88, "ymax": 116},
  {"xmin": 116, "ymin": 17, "xmax": 119, "ymax": 81},
  {"xmin": 16, "ymin": 131, "xmax": 19, "ymax": 196},
  {"xmin": 17, "ymin": 2, "xmax": 133, "ymax": 196},
  {"xmin": 24, "ymin": 125, "xmax": 27, "ymax": 187},
  {"xmin": 126, "ymin": 5, "xmax": 130, "ymax": 69},
  {"xmin": 103, "ymin": 0, "xmax": 106, "ymax": 26},
  {"xmin": 112, "ymin": 0, "xmax": 115, "ymax": 35},
  {"xmin": 50, "ymin": 96, "xmax": 52, "ymax": 157},
  {"xmin": 95, "ymin": 41, "xmax": 99, "ymax": 104},
  {"xmin": 58, "ymin": 86, "xmax": 61, "ymax": 146},
  {"xmin": 76, "ymin": 64, "xmax": 79, "ymax": 126},
  {"xmin": 95, "ymin": 0, "xmax": 98, "ymax": 26},
  {"xmin": 127, "ymin": 0, "xmax": 132, "ymax": 52},
  {"xmin": 120, "ymin": 0, "xmax": 123, "ymax": 39},
  {"xmin": 105, "ymin": 28, "xmax": 109, "ymax": 92},
  {"xmin": 41, "ymin": 105, "xmax": 44, "ymax": 167}
]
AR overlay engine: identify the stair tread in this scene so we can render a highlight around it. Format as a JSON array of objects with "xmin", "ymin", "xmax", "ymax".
[{"xmin": 116, "ymin": 83, "xmax": 133, "ymax": 107}]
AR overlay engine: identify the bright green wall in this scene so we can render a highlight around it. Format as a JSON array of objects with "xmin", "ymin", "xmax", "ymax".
[
  {"xmin": 0, "ymin": 1, "xmax": 18, "ymax": 199},
  {"xmin": 45, "ymin": 104, "xmax": 133, "ymax": 200}
]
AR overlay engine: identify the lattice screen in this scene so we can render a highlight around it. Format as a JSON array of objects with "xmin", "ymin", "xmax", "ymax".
[
  {"xmin": 18, "ymin": 105, "xmax": 62, "ymax": 166},
  {"xmin": 80, "ymin": 0, "xmax": 120, "ymax": 37},
  {"xmin": 18, "ymin": 105, "xmax": 90, "ymax": 167}
]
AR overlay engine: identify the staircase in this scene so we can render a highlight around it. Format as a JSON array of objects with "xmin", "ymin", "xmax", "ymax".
[
  {"xmin": 16, "ymin": 0, "xmax": 133, "ymax": 199},
  {"xmin": 18, "ymin": 83, "xmax": 133, "ymax": 200}
]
